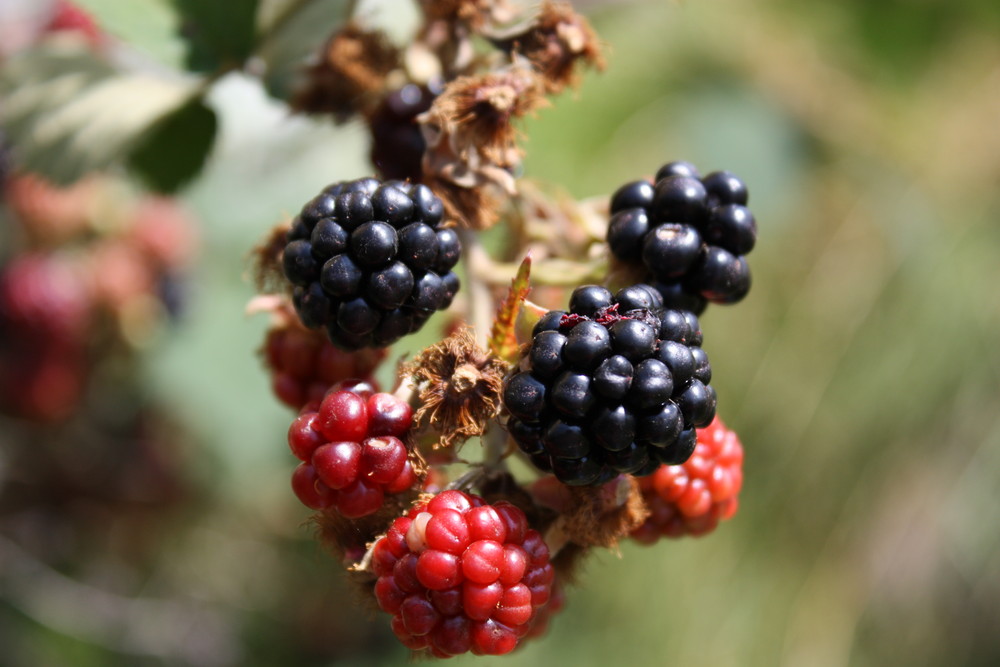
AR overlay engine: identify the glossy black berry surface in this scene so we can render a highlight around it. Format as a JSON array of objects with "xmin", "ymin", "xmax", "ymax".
[
  {"xmin": 606, "ymin": 160, "xmax": 757, "ymax": 311},
  {"xmin": 281, "ymin": 177, "xmax": 461, "ymax": 349},
  {"xmin": 502, "ymin": 284, "xmax": 716, "ymax": 486}
]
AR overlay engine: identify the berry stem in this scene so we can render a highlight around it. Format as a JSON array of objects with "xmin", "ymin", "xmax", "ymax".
[
  {"xmin": 455, "ymin": 226, "xmax": 511, "ymax": 476},
  {"xmin": 457, "ymin": 227, "xmax": 495, "ymax": 349}
]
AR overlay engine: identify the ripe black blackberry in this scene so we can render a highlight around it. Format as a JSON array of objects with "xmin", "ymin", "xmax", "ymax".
[
  {"xmin": 367, "ymin": 83, "xmax": 439, "ymax": 182},
  {"xmin": 502, "ymin": 284, "xmax": 717, "ymax": 486},
  {"xmin": 607, "ymin": 161, "xmax": 757, "ymax": 313},
  {"xmin": 282, "ymin": 178, "xmax": 461, "ymax": 349}
]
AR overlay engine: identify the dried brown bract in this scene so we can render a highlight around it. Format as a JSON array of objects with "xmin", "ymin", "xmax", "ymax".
[
  {"xmin": 422, "ymin": 67, "xmax": 546, "ymax": 166},
  {"xmin": 250, "ymin": 222, "xmax": 292, "ymax": 294},
  {"xmin": 292, "ymin": 23, "xmax": 399, "ymax": 121},
  {"xmin": 419, "ymin": 67, "xmax": 546, "ymax": 228},
  {"xmin": 508, "ymin": 1, "xmax": 606, "ymax": 93},
  {"xmin": 544, "ymin": 475, "xmax": 650, "ymax": 551},
  {"xmin": 425, "ymin": 175, "xmax": 504, "ymax": 231},
  {"xmin": 418, "ymin": 0, "xmax": 515, "ymax": 33},
  {"xmin": 405, "ymin": 327, "xmax": 509, "ymax": 449}
]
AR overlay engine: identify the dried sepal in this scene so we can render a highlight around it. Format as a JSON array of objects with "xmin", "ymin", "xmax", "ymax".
[
  {"xmin": 292, "ymin": 23, "xmax": 400, "ymax": 121},
  {"xmin": 495, "ymin": 1, "xmax": 606, "ymax": 93},
  {"xmin": 250, "ymin": 222, "xmax": 292, "ymax": 294},
  {"xmin": 419, "ymin": 66, "xmax": 546, "ymax": 228},
  {"xmin": 535, "ymin": 475, "xmax": 649, "ymax": 551},
  {"xmin": 418, "ymin": 0, "xmax": 518, "ymax": 34},
  {"xmin": 508, "ymin": 181, "xmax": 608, "ymax": 259},
  {"xmin": 421, "ymin": 66, "xmax": 547, "ymax": 166},
  {"xmin": 425, "ymin": 172, "xmax": 506, "ymax": 231},
  {"xmin": 404, "ymin": 326, "xmax": 509, "ymax": 449}
]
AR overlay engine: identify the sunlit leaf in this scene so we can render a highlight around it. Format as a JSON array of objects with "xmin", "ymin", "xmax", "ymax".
[
  {"xmin": 73, "ymin": 0, "xmax": 186, "ymax": 68},
  {"xmin": 0, "ymin": 44, "xmax": 203, "ymax": 185}
]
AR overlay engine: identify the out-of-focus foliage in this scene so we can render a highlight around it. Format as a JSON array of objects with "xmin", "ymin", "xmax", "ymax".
[{"xmin": 1, "ymin": 0, "xmax": 999, "ymax": 665}]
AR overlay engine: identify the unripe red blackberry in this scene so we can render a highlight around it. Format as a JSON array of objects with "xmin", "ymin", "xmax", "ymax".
[
  {"xmin": 607, "ymin": 162, "xmax": 757, "ymax": 311},
  {"xmin": 0, "ymin": 254, "xmax": 92, "ymax": 421},
  {"xmin": 262, "ymin": 321, "xmax": 386, "ymax": 409},
  {"xmin": 503, "ymin": 284, "xmax": 716, "ymax": 486},
  {"xmin": 288, "ymin": 387, "xmax": 418, "ymax": 516},
  {"xmin": 0, "ymin": 254, "xmax": 90, "ymax": 344},
  {"xmin": 371, "ymin": 490, "xmax": 554, "ymax": 656},
  {"xmin": 631, "ymin": 416, "xmax": 743, "ymax": 542},
  {"xmin": 282, "ymin": 177, "xmax": 461, "ymax": 349}
]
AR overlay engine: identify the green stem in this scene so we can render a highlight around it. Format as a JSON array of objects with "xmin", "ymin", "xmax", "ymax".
[{"xmin": 455, "ymin": 227, "xmax": 511, "ymax": 475}]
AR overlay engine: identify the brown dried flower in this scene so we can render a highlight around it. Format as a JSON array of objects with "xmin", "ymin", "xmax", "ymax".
[
  {"xmin": 418, "ymin": 0, "xmax": 515, "ymax": 32},
  {"xmin": 419, "ymin": 67, "xmax": 546, "ymax": 228},
  {"xmin": 292, "ymin": 23, "xmax": 399, "ymax": 121},
  {"xmin": 425, "ymin": 175, "xmax": 504, "ymax": 231},
  {"xmin": 405, "ymin": 327, "xmax": 509, "ymax": 449},
  {"xmin": 506, "ymin": 1, "xmax": 606, "ymax": 93},
  {"xmin": 535, "ymin": 475, "xmax": 650, "ymax": 551},
  {"xmin": 250, "ymin": 222, "xmax": 292, "ymax": 294},
  {"xmin": 422, "ymin": 67, "xmax": 546, "ymax": 166}
]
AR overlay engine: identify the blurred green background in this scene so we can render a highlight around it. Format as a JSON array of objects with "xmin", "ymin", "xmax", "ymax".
[{"xmin": 2, "ymin": 0, "xmax": 1000, "ymax": 665}]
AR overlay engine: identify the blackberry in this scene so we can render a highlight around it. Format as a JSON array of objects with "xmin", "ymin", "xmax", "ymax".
[
  {"xmin": 368, "ymin": 83, "xmax": 438, "ymax": 182},
  {"xmin": 606, "ymin": 161, "xmax": 758, "ymax": 309},
  {"xmin": 502, "ymin": 285, "xmax": 717, "ymax": 486},
  {"xmin": 281, "ymin": 178, "xmax": 461, "ymax": 349}
]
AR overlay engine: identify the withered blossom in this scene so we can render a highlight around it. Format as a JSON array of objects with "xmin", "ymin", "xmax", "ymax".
[
  {"xmin": 418, "ymin": 0, "xmax": 515, "ymax": 32},
  {"xmin": 405, "ymin": 327, "xmax": 509, "ymax": 449},
  {"xmin": 422, "ymin": 67, "xmax": 546, "ymax": 166},
  {"xmin": 419, "ymin": 67, "xmax": 546, "ymax": 228},
  {"xmin": 292, "ymin": 23, "xmax": 399, "ymax": 121},
  {"xmin": 502, "ymin": 1, "xmax": 606, "ymax": 92},
  {"xmin": 553, "ymin": 476, "xmax": 650, "ymax": 550},
  {"xmin": 250, "ymin": 222, "xmax": 293, "ymax": 294}
]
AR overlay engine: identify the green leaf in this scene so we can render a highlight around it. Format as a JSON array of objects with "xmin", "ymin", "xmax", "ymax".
[
  {"xmin": 172, "ymin": 0, "xmax": 260, "ymax": 72},
  {"xmin": 128, "ymin": 98, "xmax": 217, "ymax": 193},
  {"xmin": 253, "ymin": 0, "xmax": 349, "ymax": 101},
  {"xmin": 73, "ymin": 0, "xmax": 187, "ymax": 69},
  {"xmin": 0, "ymin": 44, "xmax": 203, "ymax": 186}
]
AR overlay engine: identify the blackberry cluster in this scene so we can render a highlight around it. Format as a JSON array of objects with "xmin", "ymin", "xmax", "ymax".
[
  {"xmin": 283, "ymin": 177, "xmax": 461, "ymax": 349},
  {"xmin": 503, "ymin": 284, "xmax": 716, "ymax": 486},
  {"xmin": 607, "ymin": 160, "xmax": 757, "ymax": 314}
]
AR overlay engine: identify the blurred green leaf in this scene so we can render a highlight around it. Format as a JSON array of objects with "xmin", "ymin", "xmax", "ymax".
[
  {"xmin": 0, "ymin": 44, "xmax": 202, "ymax": 185},
  {"xmin": 253, "ymin": 0, "xmax": 347, "ymax": 101},
  {"xmin": 128, "ymin": 97, "xmax": 218, "ymax": 193},
  {"xmin": 172, "ymin": 0, "xmax": 260, "ymax": 72},
  {"xmin": 74, "ymin": 0, "xmax": 186, "ymax": 68}
]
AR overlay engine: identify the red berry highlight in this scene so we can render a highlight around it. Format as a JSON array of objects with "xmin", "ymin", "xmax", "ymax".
[
  {"xmin": 372, "ymin": 491, "xmax": 553, "ymax": 656},
  {"xmin": 285, "ymin": 388, "xmax": 418, "ymax": 516},
  {"xmin": 632, "ymin": 416, "xmax": 743, "ymax": 541}
]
